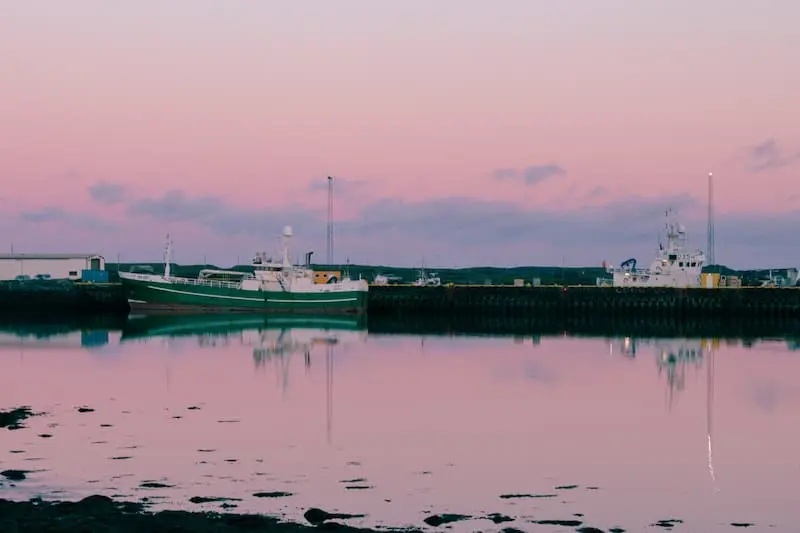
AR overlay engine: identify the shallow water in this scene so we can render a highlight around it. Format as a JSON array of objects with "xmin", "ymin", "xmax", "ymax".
[{"xmin": 1, "ymin": 317, "xmax": 799, "ymax": 532}]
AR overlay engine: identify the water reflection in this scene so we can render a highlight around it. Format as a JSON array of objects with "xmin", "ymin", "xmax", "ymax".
[{"xmin": 1, "ymin": 314, "xmax": 799, "ymax": 531}]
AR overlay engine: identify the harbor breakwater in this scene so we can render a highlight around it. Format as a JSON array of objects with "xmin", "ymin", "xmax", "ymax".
[
  {"xmin": 0, "ymin": 280, "xmax": 128, "ymax": 314},
  {"xmin": 1, "ymin": 280, "xmax": 800, "ymax": 317},
  {"xmin": 369, "ymin": 285, "xmax": 800, "ymax": 316}
]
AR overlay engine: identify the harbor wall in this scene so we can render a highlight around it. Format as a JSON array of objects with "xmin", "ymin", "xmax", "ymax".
[
  {"xmin": 0, "ymin": 280, "xmax": 128, "ymax": 314},
  {"xmin": 1, "ymin": 281, "xmax": 800, "ymax": 317},
  {"xmin": 368, "ymin": 285, "xmax": 800, "ymax": 316},
  {"xmin": 367, "ymin": 311, "xmax": 800, "ymax": 340}
]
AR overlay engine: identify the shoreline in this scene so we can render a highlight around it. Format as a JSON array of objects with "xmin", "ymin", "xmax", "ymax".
[{"xmin": 0, "ymin": 495, "xmax": 421, "ymax": 533}]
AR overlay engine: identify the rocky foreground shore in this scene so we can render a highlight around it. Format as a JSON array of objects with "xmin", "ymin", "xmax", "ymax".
[
  {"xmin": 2, "ymin": 406, "xmax": 720, "ymax": 532},
  {"xmin": 0, "ymin": 495, "xmax": 424, "ymax": 533}
]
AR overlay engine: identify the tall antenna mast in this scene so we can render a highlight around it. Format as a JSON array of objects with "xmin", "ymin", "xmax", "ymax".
[
  {"xmin": 326, "ymin": 176, "xmax": 334, "ymax": 266},
  {"xmin": 707, "ymin": 172, "xmax": 715, "ymax": 266}
]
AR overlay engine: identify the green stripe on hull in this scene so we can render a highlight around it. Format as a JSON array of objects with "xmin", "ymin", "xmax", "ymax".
[{"xmin": 121, "ymin": 277, "xmax": 368, "ymax": 314}]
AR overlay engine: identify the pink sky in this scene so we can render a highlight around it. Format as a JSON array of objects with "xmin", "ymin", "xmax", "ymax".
[{"xmin": 2, "ymin": 1, "xmax": 799, "ymax": 267}]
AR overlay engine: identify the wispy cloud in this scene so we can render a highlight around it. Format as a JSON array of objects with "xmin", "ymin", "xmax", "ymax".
[
  {"xmin": 125, "ymin": 190, "xmax": 322, "ymax": 239},
  {"xmin": 744, "ymin": 138, "xmax": 800, "ymax": 173},
  {"xmin": 493, "ymin": 164, "xmax": 566, "ymax": 185},
  {"xmin": 17, "ymin": 188, "xmax": 800, "ymax": 268},
  {"xmin": 88, "ymin": 181, "xmax": 127, "ymax": 204},
  {"xmin": 20, "ymin": 206, "xmax": 117, "ymax": 230}
]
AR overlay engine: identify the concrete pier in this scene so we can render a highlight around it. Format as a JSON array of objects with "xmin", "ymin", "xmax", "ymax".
[
  {"xmin": 0, "ymin": 280, "xmax": 128, "ymax": 314},
  {"xmin": 368, "ymin": 285, "xmax": 800, "ymax": 317}
]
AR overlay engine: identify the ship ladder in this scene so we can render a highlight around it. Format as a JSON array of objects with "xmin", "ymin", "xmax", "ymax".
[{"xmin": 277, "ymin": 272, "xmax": 289, "ymax": 292}]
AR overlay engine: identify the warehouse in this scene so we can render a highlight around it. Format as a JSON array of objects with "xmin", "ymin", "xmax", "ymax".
[{"xmin": 0, "ymin": 253, "xmax": 105, "ymax": 281}]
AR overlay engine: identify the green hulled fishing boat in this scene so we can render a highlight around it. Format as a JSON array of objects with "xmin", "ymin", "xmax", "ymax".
[{"xmin": 119, "ymin": 226, "xmax": 368, "ymax": 314}]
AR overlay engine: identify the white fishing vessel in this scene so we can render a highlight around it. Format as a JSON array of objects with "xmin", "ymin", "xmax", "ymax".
[
  {"xmin": 413, "ymin": 269, "xmax": 441, "ymax": 286},
  {"xmin": 607, "ymin": 209, "xmax": 705, "ymax": 288},
  {"xmin": 119, "ymin": 226, "xmax": 369, "ymax": 313}
]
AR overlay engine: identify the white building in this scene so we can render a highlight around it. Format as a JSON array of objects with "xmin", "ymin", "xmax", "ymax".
[{"xmin": 0, "ymin": 253, "xmax": 105, "ymax": 281}]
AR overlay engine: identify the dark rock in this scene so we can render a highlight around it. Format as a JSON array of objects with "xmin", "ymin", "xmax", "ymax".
[
  {"xmin": 110, "ymin": 456, "xmax": 132, "ymax": 460},
  {"xmin": 501, "ymin": 529, "xmax": 527, "ymax": 533},
  {"xmin": 189, "ymin": 496, "xmax": 242, "ymax": 504},
  {"xmin": 304, "ymin": 508, "xmax": 366, "ymax": 526},
  {"xmin": 340, "ymin": 478, "xmax": 367, "ymax": 483},
  {"xmin": 422, "ymin": 514, "xmax": 470, "ymax": 527},
  {"xmin": 730, "ymin": 524, "xmax": 753, "ymax": 528},
  {"xmin": 486, "ymin": 513, "xmax": 514, "ymax": 524},
  {"xmin": 1, "ymin": 470, "xmax": 28, "ymax": 481},
  {"xmin": 38, "ymin": 433, "xmax": 53, "ymax": 439},
  {"xmin": 534, "ymin": 519, "xmax": 583, "ymax": 527},
  {"xmin": 1, "ymin": 494, "xmax": 399, "ymax": 532},
  {"xmin": 499, "ymin": 493, "xmax": 558, "ymax": 499},
  {"xmin": 345, "ymin": 485, "xmax": 373, "ymax": 490},
  {"xmin": 100, "ymin": 424, "xmax": 113, "ymax": 428},
  {"xmin": 77, "ymin": 407, "xmax": 95, "ymax": 413},
  {"xmin": 554, "ymin": 484, "xmax": 579, "ymax": 490},
  {"xmin": 578, "ymin": 528, "xmax": 607, "ymax": 533},
  {"xmin": 253, "ymin": 491, "xmax": 293, "ymax": 498},
  {"xmin": 76, "ymin": 494, "xmax": 115, "ymax": 509},
  {"xmin": 651, "ymin": 518, "xmax": 684, "ymax": 528},
  {"xmin": 139, "ymin": 481, "xmax": 174, "ymax": 489},
  {"xmin": 0, "ymin": 407, "xmax": 39, "ymax": 430},
  {"xmin": 609, "ymin": 528, "xmax": 626, "ymax": 532},
  {"xmin": 187, "ymin": 405, "xmax": 201, "ymax": 410}
]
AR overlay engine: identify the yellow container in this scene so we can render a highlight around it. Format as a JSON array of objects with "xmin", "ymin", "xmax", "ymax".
[{"xmin": 701, "ymin": 272, "xmax": 721, "ymax": 288}]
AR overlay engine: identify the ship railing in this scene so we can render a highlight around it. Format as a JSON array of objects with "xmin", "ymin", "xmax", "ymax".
[
  {"xmin": 167, "ymin": 276, "xmax": 243, "ymax": 289},
  {"xmin": 610, "ymin": 267, "xmax": 651, "ymax": 275}
]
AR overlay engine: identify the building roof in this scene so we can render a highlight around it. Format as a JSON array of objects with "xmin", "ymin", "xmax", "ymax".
[{"xmin": 0, "ymin": 253, "xmax": 104, "ymax": 260}]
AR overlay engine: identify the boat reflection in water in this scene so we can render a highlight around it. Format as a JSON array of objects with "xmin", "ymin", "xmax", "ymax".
[
  {"xmin": 120, "ymin": 313, "xmax": 369, "ymax": 443},
  {"xmin": 610, "ymin": 335, "xmax": 718, "ymax": 489}
]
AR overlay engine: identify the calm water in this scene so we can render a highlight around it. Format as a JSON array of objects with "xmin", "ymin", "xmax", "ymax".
[{"xmin": 1, "ymin": 315, "xmax": 799, "ymax": 532}]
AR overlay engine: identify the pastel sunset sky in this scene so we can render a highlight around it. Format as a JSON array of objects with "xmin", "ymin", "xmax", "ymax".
[{"xmin": 2, "ymin": 1, "xmax": 798, "ymax": 268}]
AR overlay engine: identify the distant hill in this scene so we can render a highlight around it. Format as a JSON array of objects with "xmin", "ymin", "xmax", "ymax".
[{"xmin": 106, "ymin": 261, "xmax": 793, "ymax": 287}]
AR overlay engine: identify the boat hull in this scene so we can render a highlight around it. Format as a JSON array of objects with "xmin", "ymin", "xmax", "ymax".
[{"xmin": 121, "ymin": 276, "xmax": 368, "ymax": 315}]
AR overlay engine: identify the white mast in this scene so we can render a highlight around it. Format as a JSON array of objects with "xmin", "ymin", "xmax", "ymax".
[
  {"xmin": 281, "ymin": 225, "xmax": 293, "ymax": 267},
  {"xmin": 707, "ymin": 172, "xmax": 715, "ymax": 266},
  {"xmin": 163, "ymin": 234, "xmax": 173, "ymax": 278},
  {"xmin": 326, "ymin": 176, "xmax": 334, "ymax": 266}
]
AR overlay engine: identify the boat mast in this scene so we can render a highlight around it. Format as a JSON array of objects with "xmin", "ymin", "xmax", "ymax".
[
  {"xmin": 281, "ymin": 226, "xmax": 293, "ymax": 268},
  {"xmin": 707, "ymin": 172, "xmax": 715, "ymax": 266},
  {"xmin": 326, "ymin": 176, "xmax": 334, "ymax": 267},
  {"xmin": 164, "ymin": 234, "xmax": 172, "ymax": 278}
]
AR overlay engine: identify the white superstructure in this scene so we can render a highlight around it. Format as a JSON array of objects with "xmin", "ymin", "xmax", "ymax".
[
  {"xmin": 0, "ymin": 254, "xmax": 105, "ymax": 281},
  {"xmin": 608, "ymin": 210, "xmax": 705, "ymax": 288}
]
